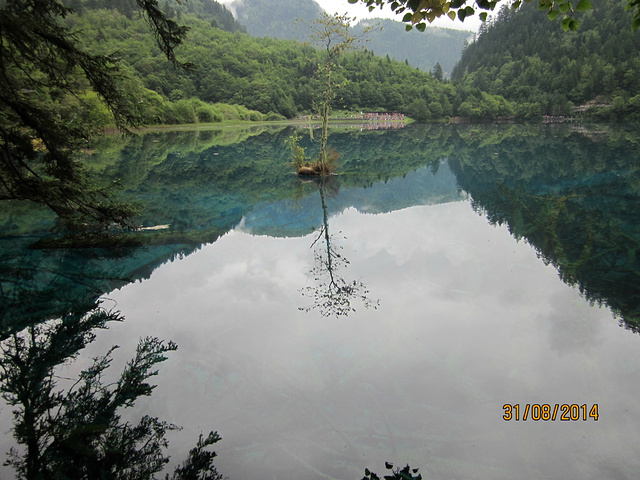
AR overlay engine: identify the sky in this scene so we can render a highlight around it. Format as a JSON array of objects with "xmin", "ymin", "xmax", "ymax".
[
  {"xmin": 218, "ymin": 0, "xmax": 482, "ymax": 33},
  {"xmin": 314, "ymin": 0, "xmax": 481, "ymax": 31}
]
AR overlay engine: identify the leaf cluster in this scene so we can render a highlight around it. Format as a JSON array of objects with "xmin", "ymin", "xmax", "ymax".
[
  {"xmin": 363, "ymin": 462, "xmax": 422, "ymax": 480},
  {"xmin": 349, "ymin": 0, "xmax": 639, "ymax": 31},
  {"xmin": 285, "ymin": 132, "xmax": 307, "ymax": 169}
]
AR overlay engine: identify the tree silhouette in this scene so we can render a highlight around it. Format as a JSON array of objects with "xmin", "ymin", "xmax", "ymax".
[
  {"xmin": 299, "ymin": 177, "xmax": 379, "ymax": 316},
  {"xmin": 0, "ymin": 306, "xmax": 223, "ymax": 480},
  {"xmin": 0, "ymin": 0, "xmax": 191, "ymax": 234}
]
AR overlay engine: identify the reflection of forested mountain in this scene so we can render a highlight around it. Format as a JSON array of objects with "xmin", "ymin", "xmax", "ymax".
[
  {"xmin": 240, "ymin": 164, "xmax": 462, "ymax": 237},
  {"xmin": 0, "ymin": 126, "xmax": 460, "ymax": 332},
  {"xmin": 5, "ymin": 124, "xmax": 640, "ymax": 335},
  {"xmin": 447, "ymin": 124, "xmax": 640, "ymax": 332},
  {"xmin": 0, "ymin": 236, "xmax": 221, "ymax": 337},
  {"xmin": 90, "ymin": 125, "xmax": 460, "ymax": 229}
]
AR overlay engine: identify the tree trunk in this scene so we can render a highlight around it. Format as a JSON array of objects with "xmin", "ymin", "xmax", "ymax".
[{"xmin": 319, "ymin": 67, "xmax": 332, "ymax": 171}]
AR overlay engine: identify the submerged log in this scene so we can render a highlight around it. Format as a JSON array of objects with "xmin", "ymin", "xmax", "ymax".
[{"xmin": 297, "ymin": 165, "xmax": 321, "ymax": 175}]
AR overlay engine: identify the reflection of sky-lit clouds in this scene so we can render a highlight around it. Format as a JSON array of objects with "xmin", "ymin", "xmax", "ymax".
[
  {"xmin": 77, "ymin": 199, "xmax": 640, "ymax": 480},
  {"xmin": 540, "ymin": 291, "xmax": 604, "ymax": 357}
]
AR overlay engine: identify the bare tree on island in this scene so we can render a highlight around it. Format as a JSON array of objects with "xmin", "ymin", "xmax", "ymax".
[{"xmin": 291, "ymin": 13, "xmax": 377, "ymax": 176}]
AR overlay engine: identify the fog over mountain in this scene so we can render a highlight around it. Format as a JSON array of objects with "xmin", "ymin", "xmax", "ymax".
[{"xmin": 226, "ymin": 0, "xmax": 472, "ymax": 75}]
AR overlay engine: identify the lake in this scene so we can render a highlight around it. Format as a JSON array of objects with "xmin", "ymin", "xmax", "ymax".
[{"xmin": 1, "ymin": 123, "xmax": 640, "ymax": 479}]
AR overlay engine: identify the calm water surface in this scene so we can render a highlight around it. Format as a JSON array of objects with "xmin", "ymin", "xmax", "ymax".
[{"xmin": 2, "ymin": 124, "xmax": 640, "ymax": 479}]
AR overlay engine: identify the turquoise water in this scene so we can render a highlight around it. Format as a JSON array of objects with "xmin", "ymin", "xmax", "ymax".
[{"xmin": 2, "ymin": 124, "xmax": 640, "ymax": 479}]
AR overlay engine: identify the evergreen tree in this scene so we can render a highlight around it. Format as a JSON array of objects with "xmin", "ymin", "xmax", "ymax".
[
  {"xmin": 451, "ymin": 0, "xmax": 640, "ymax": 119},
  {"xmin": 433, "ymin": 62, "xmax": 444, "ymax": 81},
  {"xmin": 0, "ymin": 0, "xmax": 190, "ymax": 234}
]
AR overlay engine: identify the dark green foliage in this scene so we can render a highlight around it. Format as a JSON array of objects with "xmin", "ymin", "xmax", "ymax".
[
  {"xmin": 352, "ymin": 0, "xmax": 640, "ymax": 32},
  {"xmin": 0, "ymin": 306, "xmax": 223, "ymax": 479},
  {"xmin": 62, "ymin": 5, "xmax": 513, "ymax": 120},
  {"xmin": 0, "ymin": 0, "xmax": 192, "ymax": 233},
  {"xmin": 168, "ymin": 431, "xmax": 223, "ymax": 480},
  {"xmin": 363, "ymin": 462, "xmax": 422, "ymax": 480},
  {"xmin": 452, "ymin": 0, "xmax": 640, "ymax": 119},
  {"xmin": 432, "ymin": 62, "xmax": 444, "ymax": 81}
]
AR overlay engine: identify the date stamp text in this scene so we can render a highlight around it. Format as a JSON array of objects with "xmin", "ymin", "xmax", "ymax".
[{"xmin": 503, "ymin": 404, "xmax": 599, "ymax": 421}]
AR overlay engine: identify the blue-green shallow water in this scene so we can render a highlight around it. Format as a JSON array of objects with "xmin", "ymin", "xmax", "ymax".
[{"xmin": 1, "ymin": 124, "xmax": 640, "ymax": 479}]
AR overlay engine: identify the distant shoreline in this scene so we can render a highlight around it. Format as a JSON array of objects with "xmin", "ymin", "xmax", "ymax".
[{"xmin": 101, "ymin": 117, "xmax": 410, "ymax": 134}]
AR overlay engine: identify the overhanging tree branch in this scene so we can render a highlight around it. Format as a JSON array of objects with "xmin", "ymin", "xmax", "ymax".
[
  {"xmin": 0, "ymin": 0, "xmax": 192, "ymax": 235},
  {"xmin": 351, "ymin": 0, "xmax": 640, "ymax": 31}
]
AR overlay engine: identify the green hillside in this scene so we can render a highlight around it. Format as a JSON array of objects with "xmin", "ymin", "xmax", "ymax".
[
  {"xmin": 66, "ymin": 0, "xmax": 246, "ymax": 32},
  {"xmin": 60, "ymin": 2, "xmax": 514, "ymax": 122},
  {"xmin": 451, "ymin": 0, "xmax": 640, "ymax": 120},
  {"xmin": 354, "ymin": 19, "xmax": 472, "ymax": 77},
  {"xmin": 229, "ymin": 0, "xmax": 471, "ymax": 76},
  {"xmin": 229, "ymin": 0, "xmax": 324, "ymax": 39}
]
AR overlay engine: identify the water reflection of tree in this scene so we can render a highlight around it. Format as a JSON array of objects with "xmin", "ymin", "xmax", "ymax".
[
  {"xmin": 484, "ymin": 184, "xmax": 640, "ymax": 333},
  {"xmin": 448, "ymin": 127, "xmax": 640, "ymax": 333},
  {"xmin": 299, "ymin": 176, "xmax": 379, "ymax": 317},
  {"xmin": 0, "ymin": 305, "xmax": 223, "ymax": 479}
]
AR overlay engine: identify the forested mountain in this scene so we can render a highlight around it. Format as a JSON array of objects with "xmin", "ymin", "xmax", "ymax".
[
  {"xmin": 229, "ymin": 0, "xmax": 324, "ymax": 39},
  {"xmin": 65, "ymin": 0, "xmax": 246, "ymax": 32},
  {"xmin": 451, "ymin": 0, "xmax": 640, "ymax": 120},
  {"xmin": 60, "ymin": 1, "xmax": 514, "ymax": 123},
  {"xmin": 353, "ymin": 19, "xmax": 472, "ymax": 78},
  {"xmin": 228, "ymin": 0, "xmax": 471, "ymax": 76}
]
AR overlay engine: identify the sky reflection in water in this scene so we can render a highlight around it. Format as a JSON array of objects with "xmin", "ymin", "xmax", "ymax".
[
  {"xmin": 90, "ymin": 199, "xmax": 640, "ymax": 480},
  {"xmin": 2, "ymin": 125, "xmax": 640, "ymax": 480}
]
